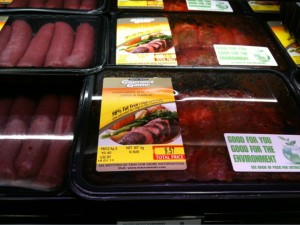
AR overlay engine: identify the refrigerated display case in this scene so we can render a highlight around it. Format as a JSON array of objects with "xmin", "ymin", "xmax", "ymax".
[{"xmin": 0, "ymin": 0, "xmax": 300, "ymax": 224}]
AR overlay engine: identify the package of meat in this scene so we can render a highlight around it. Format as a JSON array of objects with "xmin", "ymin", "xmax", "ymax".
[
  {"xmin": 0, "ymin": 74, "xmax": 83, "ymax": 198},
  {"xmin": 110, "ymin": 12, "xmax": 297, "ymax": 74},
  {"xmin": 110, "ymin": 0, "xmax": 245, "ymax": 13},
  {"xmin": 0, "ymin": 0, "xmax": 108, "ymax": 14},
  {"xmin": 69, "ymin": 68, "xmax": 300, "ymax": 200},
  {"xmin": 0, "ymin": 14, "xmax": 108, "ymax": 75}
]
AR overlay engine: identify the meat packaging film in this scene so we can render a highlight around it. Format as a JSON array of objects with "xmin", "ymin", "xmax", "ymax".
[
  {"xmin": 0, "ymin": 75, "xmax": 85, "ymax": 197},
  {"xmin": 109, "ymin": 0, "xmax": 248, "ymax": 13},
  {"xmin": 0, "ymin": 0, "xmax": 108, "ymax": 14},
  {"xmin": 0, "ymin": 14, "xmax": 108, "ymax": 75},
  {"xmin": 109, "ymin": 12, "xmax": 297, "ymax": 75},
  {"xmin": 70, "ymin": 68, "xmax": 300, "ymax": 200}
]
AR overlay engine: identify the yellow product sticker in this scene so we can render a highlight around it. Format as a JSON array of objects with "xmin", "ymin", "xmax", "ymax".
[
  {"xmin": 248, "ymin": 1, "xmax": 280, "ymax": 12},
  {"xmin": 116, "ymin": 17, "xmax": 178, "ymax": 66},
  {"xmin": 0, "ymin": 16, "xmax": 8, "ymax": 31},
  {"xmin": 268, "ymin": 21, "xmax": 300, "ymax": 66},
  {"xmin": 0, "ymin": 0, "xmax": 13, "ymax": 4},
  {"xmin": 118, "ymin": 0, "xmax": 163, "ymax": 9},
  {"xmin": 97, "ymin": 77, "xmax": 186, "ymax": 172}
]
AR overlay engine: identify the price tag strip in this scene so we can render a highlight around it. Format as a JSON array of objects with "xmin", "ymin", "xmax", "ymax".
[
  {"xmin": 225, "ymin": 133, "xmax": 300, "ymax": 172},
  {"xmin": 97, "ymin": 77, "xmax": 186, "ymax": 172}
]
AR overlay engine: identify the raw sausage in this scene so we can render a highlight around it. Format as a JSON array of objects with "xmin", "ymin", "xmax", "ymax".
[
  {"xmin": 0, "ymin": 25, "xmax": 12, "ymax": 54},
  {"xmin": 34, "ymin": 95, "xmax": 78, "ymax": 189},
  {"xmin": 18, "ymin": 23, "xmax": 55, "ymax": 67},
  {"xmin": 29, "ymin": 0, "xmax": 46, "ymax": 8},
  {"xmin": 6, "ymin": 0, "xmax": 30, "ymax": 7},
  {"xmin": 0, "ymin": 20, "xmax": 32, "ymax": 67},
  {"xmin": 79, "ymin": 0, "xmax": 97, "ymax": 10},
  {"xmin": 63, "ymin": 23, "xmax": 95, "ymax": 68},
  {"xmin": 0, "ymin": 98, "xmax": 13, "ymax": 132},
  {"xmin": 44, "ymin": 22, "xmax": 74, "ymax": 67},
  {"xmin": 64, "ymin": 0, "xmax": 81, "ymax": 9},
  {"xmin": 45, "ymin": 0, "xmax": 63, "ymax": 8},
  {"xmin": 0, "ymin": 96, "xmax": 36, "ymax": 180},
  {"xmin": 15, "ymin": 94, "xmax": 59, "ymax": 179}
]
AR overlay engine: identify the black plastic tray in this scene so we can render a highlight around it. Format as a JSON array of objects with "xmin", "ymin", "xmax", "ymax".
[
  {"xmin": 0, "ymin": 14, "xmax": 108, "ymax": 76},
  {"xmin": 109, "ymin": 12, "xmax": 297, "ymax": 75},
  {"xmin": 0, "ymin": 0, "xmax": 109, "ymax": 14},
  {"xmin": 291, "ymin": 69, "xmax": 300, "ymax": 96},
  {"xmin": 70, "ymin": 67, "xmax": 300, "ymax": 201},
  {"xmin": 0, "ymin": 74, "xmax": 87, "ymax": 199}
]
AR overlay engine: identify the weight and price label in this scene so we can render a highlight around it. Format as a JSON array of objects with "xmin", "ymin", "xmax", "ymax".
[
  {"xmin": 225, "ymin": 133, "xmax": 300, "ymax": 172},
  {"xmin": 118, "ymin": 0, "xmax": 164, "ymax": 9},
  {"xmin": 97, "ymin": 77, "xmax": 186, "ymax": 172}
]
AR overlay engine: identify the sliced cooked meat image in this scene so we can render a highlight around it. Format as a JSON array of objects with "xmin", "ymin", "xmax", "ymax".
[
  {"xmin": 131, "ymin": 39, "xmax": 173, "ymax": 53},
  {"xmin": 118, "ymin": 118, "xmax": 179, "ymax": 145}
]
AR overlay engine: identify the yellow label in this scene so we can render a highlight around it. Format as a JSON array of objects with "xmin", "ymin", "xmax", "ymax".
[
  {"xmin": 118, "ymin": 0, "xmax": 163, "ymax": 9},
  {"xmin": 0, "ymin": 0, "xmax": 13, "ymax": 4},
  {"xmin": 0, "ymin": 16, "xmax": 8, "ymax": 31},
  {"xmin": 116, "ymin": 17, "xmax": 178, "ymax": 66},
  {"xmin": 268, "ymin": 21, "xmax": 300, "ymax": 66},
  {"xmin": 248, "ymin": 1, "xmax": 280, "ymax": 12},
  {"xmin": 97, "ymin": 77, "xmax": 186, "ymax": 172}
]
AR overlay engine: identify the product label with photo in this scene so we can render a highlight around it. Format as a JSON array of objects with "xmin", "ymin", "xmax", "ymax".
[
  {"xmin": 116, "ymin": 17, "xmax": 177, "ymax": 66},
  {"xmin": 97, "ymin": 77, "xmax": 186, "ymax": 172}
]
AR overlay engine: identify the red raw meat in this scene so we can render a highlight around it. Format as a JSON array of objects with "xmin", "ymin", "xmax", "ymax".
[
  {"xmin": 214, "ymin": 26, "xmax": 235, "ymax": 45},
  {"xmin": 63, "ymin": 23, "xmax": 95, "ymax": 68},
  {"xmin": 0, "ymin": 25, "xmax": 12, "ymax": 54},
  {"xmin": 6, "ymin": 0, "xmax": 30, "ymax": 7},
  {"xmin": 176, "ymin": 49, "xmax": 218, "ymax": 66},
  {"xmin": 0, "ymin": 96, "xmax": 36, "ymax": 180},
  {"xmin": 15, "ymin": 94, "xmax": 59, "ymax": 179},
  {"xmin": 29, "ymin": 0, "xmax": 46, "ymax": 8},
  {"xmin": 18, "ymin": 23, "xmax": 55, "ymax": 67},
  {"xmin": 0, "ymin": 20, "xmax": 32, "ymax": 67},
  {"xmin": 44, "ymin": 21, "xmax": 74, "ymax": 67},
  {"xmin": 197, "ymin": 24, "xmax": 219, "ymax": 49},
  {"xmin": 45, "ymin": 0, "xmax": 63, "ymax": 8},
  {"xmin": 64, "ymin": 0, "xmax": 81, "ymax": 9},
  {"xmin": 192, "ymin": 147, "xmax": 233, "ymax": 181},
  {"xmin": 34, "ymin": 95, "xmax": 78, "ymax": 189},
  {"xmin": 164, "ymin": 0, "xmax": 187, "ymax": 11},
  {"xmin": 231, "ymin": 28, "xmax": 257, "ymax": 46},
  {"xmin": 80, "ymin": 0, "xmax": 97, "ymax": 10},
  {"xmin": 172, "ymin": 23, "xmax": 200, "ymax": 50},
  {"xmin": 177, "ymin": 90, "xmax": 219, "ymax": 145},
  {"xmin": 0, "ymin": 98, "xmax": 13, "ymax": 132}
]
